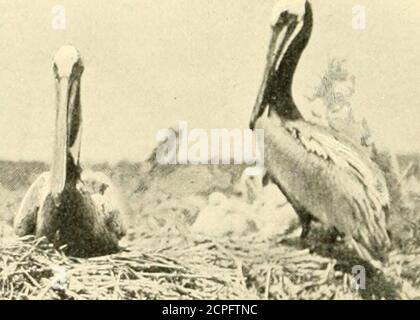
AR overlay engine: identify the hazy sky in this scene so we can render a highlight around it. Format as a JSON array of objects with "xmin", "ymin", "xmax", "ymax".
[{"xmin": 0, "ymin": 0, "xmax": 419, "ymax": 163}]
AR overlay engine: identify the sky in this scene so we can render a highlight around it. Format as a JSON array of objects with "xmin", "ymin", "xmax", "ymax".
[{"xmin": 0, "ymin": 0, "xmax": 419, "ymax": 163}]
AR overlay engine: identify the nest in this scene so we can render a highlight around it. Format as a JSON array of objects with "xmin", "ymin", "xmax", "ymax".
[{"xmin": 1, "ymin": 233, "xmax": 420, "ymax": 300}]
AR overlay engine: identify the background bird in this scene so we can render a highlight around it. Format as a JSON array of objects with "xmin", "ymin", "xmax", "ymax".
[
  {"xmin": 249, "ymin": 0, "xmax": 391, "ymax": 268},
  {"xmin": 14, "ymin": 45, "xmax": 126, "ymax": 258}
]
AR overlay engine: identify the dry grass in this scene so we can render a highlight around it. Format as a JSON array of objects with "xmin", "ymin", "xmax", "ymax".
[
  {"xmin": 2, "ymin": 230, "xmax": 420, "ymax": 300},
  {"xmin": 2, "ymin": 158, "xmax": 420, "ymax": 300},
  {"xmin": 0, "ymin": 235, "xmax": 249, "ymax": 300}
]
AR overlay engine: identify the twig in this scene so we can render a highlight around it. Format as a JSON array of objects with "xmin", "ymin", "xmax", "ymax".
[{"xmin": 264, "ymin": 266, "xmax": 272, "ymax": 300}]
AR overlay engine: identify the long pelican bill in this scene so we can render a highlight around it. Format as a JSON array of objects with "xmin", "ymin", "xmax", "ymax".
[
  {"xmin": 50, "ymin": 77, "xmax": 70, "ymax": 197},
  {"xmin": 50, "ymin": 76, "xmax": 82, "ymax": 197},
  {"xmin": 249, "ymin": 12, "xmax": 299, "ymax": 130}
]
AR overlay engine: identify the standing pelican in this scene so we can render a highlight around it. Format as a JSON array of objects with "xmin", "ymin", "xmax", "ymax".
[
  {"xmin": 14, "ymin": 46, "xmax": 126, "ymax": 257},
  {"xmin": 250, "ymin": 1, "xmax": 391, "ymax": 267}
]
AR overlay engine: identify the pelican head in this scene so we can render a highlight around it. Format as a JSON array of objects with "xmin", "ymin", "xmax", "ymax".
[
  {"xmin": 270, "ymin": 0, "xmax": 306, "ymax": 28},
  {"xmin": 250, "ymin": 0, "xmax": 313, "ymax": 129},
  {"xmin": 53, "ymin": 45, "xmax": 83, "ymax": 79},
  {"xmin": 268, "ymin": 0, "xmax": 311, "ymax": 75},
  {"xmin": 50, "ymin": 45, "xmax": 84, "ymax": 198}
]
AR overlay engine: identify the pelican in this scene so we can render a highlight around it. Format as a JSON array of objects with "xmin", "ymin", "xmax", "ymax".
[
  {"xmin": 14, "ymin": 45, "xmax": 126, "ymax": 257},
  {"xmin": 250, "ymin": 1, "xmax": 391, "ymax": 267}
]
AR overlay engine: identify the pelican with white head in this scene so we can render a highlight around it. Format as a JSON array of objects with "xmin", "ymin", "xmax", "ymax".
[
  {"xmin": 248, "ymin": 1, "xmax": 391, "ymax": 269},
  {"xmin": 14, "ymin": 45, "xmax": 126, "ymax": 258}
]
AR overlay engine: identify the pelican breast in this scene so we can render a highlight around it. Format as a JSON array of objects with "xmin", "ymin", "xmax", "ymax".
[{"xmin": 14, "ymin": 171, "xmax": 126, "ymax": 257}]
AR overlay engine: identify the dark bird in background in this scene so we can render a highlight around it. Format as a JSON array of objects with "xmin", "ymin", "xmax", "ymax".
[
  {"xmin": 249, "ymin": 1, "xmax": 391, "ymax": 268},
  {"xmin": 14, "ymin": 46, "xmax": 126, "ymax": 257}
]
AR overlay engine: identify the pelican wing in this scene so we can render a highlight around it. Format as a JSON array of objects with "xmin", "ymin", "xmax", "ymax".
[
  {"xmin": 79, "ymin": 171, "xmax": 127, "ymax": 239},
  {"xmin": 287, "ymin": 122, "xmax": 389, "ymax": 209},
  {"xmin": 285, "ymin": 121, "xmax": 391, "ymax": 257},
  {"xmin": 14, "ymin": 172, "xmax": 49, "ymax": 236}
]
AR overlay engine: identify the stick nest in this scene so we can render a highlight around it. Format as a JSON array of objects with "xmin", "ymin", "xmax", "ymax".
[{"xmin": 1, "ymin": 233, "xmax": 420, "ymax": 300}]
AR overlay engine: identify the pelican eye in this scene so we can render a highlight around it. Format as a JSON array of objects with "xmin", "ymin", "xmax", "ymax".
[
  {"xmin": 281, "ymin": 11, "xmax": 289, "ymax": 19},
  {"xmin": 282, "ymin": 11, "xmax": 299, "ymax": 25},
  {"xmin": 71, "ymin": 61, "xmax": 84, "ymax": 78}
]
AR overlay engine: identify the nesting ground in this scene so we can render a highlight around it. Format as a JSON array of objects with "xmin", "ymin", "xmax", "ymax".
[{"xmin": 1, "ymin": 159, "xmax": 420, "ymax": 300}]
